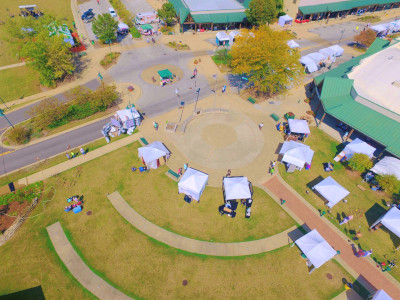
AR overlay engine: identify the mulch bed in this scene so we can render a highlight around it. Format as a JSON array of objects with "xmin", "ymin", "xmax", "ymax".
[{"xmin": 0, "ymin": 201, "xmax": 30, "ymax": 233}]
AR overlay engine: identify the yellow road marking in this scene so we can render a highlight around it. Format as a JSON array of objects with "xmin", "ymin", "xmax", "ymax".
[{"xmin": 0, "ymin": 150, "xmax": 15, "ymax": 157}]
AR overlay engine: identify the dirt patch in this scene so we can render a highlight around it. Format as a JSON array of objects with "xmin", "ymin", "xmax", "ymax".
[
  {"xmin": 0, "ymin": 201, "xmax": 30, "ymax": 233},
  {"xmin": 141, "ymin": 64, "xmax": 183, "ymax": 86}
]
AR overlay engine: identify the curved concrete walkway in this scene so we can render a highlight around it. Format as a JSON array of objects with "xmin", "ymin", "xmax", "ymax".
[
  {"xmin": 47, "ymin": 222, "xmax": 133, "ymax": 300},
  {"xmin": 107, "ymin": 191, "xmax": 303, "ymax": 256}
]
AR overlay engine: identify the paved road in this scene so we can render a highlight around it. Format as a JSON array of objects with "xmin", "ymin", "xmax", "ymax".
[{"xmin": 121, "ymin": 0, "xmax": 154, "ymax": 16}]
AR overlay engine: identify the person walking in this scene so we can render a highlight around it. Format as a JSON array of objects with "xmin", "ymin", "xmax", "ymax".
[
  {"xmin": 153, "ymin": 121, "xmax": 159, "ymax": 131},
  {"xmin": 175, "ymin": 88, "xmax": 180, "ymax": 98},
  {"xmin": 72, "ymin": 21, "xmax": 76, "ymax": 29},
  {"xmin": 97, "ymin": 0, "xmax": 100, "ymax": 4},
  {"xmin": 269, "ymin": 167, "xmax": 275, "ymax": 175},
  {"xmin": 259, "ymin": 123, "xmax": 264, "ymax": 130},
  {"xmin": 80, "ymin": 147, "xmax": 85, "ymax": 155},
  {"xmin": 70, "ymin": 151, "xmax": 75, "ymax": 158}
]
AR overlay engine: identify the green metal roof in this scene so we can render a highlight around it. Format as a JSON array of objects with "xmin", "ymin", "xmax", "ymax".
[
  {"xmin": 168, "ymin": 0, "xmax": 190, "ymax": 24},
  {"xmin": 241, "ymin": 0, "xmax": 251, "ymax": 9},
  {"xmin": 192, "ymin": 12, "xmax": 246, "ymax": 24},
  {"xmin": 158, "ymin": 69, "xmax": 173, "ymax": 79},
  {"xmin": 316, "ymin": 40, "xmax": 400, "ymax": 157},
  {"xmin": 299, "ymin": 0, "xmax": 398, "ymax": 15}
]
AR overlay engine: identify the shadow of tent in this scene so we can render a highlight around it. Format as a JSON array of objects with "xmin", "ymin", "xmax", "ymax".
[
  {"xmin": 307, "ymin": 176, "xmax": 328, "ymax": 205},
  {"xmin": 381, "ymin": 226, "xmax": 400, "ymax": 249},
  {"xmin": 275, "ymin": 143, "xmax": 283, "ymax": 155},
  {"xmin": 0, "ymin": 285, "xmax": 45, "ymax": 300},
  {"xmin": 352, "ymin": 275, "xmax": 375, "ymax": 298},
  {"xmin": 364, "ymin": 203, "xmax": 387, "ymax": 227},
  {"xmin": 335, "ymin": 142, "xmax": 346, "ymax": 156}
]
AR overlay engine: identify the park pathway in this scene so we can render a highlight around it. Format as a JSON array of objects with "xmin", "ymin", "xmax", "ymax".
[
  {"xmin": 0, "ymin": 62, "xmax": 26, "ymax": 71},
  {"xmin": 263, "ymin": 175, "xmax": 400, "ymax": 299},
  {"xmin": 47, "ymin": 222, "xmax": 133, "ymax": 300},
  {"xmin": 107, "ymin": 191, "xmax": 303, "ymax": 256}
]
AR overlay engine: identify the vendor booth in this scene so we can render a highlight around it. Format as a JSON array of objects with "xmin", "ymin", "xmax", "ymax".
[
  {"xmin": 178, "ymin": 168, "xmax": 208, "ymax": 202},
  {"xmin": 117, "ymin": 23, "xmax": 129, "ymax": 35},
  {"xmin": 335, "ymin": 138, "xmax": 376, "ymax": 161},
  {"xmin": 293, "ymin": 229, "xmax": 337, "ymax": 273},
  {"xmin": 216, "ymin": 32, "xmax": 229, "ymax": 46},
  {"xmin": 371, "ymin": 24, "xmax": 388, "ymax": 36},
  {"xmin": 278, "ymin": 15, "xmax": 293, "ymax": 27},
  {"xmin": 300, "ymin": 55, "xmax": 319, "ymax": 73},
  {"xmin": 158, "ymin": 69, "xmax": 173, "ymax": 86},
  {"xmin": 287, "ymin": 40, "xmax": 300, "ymax": 49},
  {"xmin": 288, "ymin": 119, "xmax": 310, "ymax": 135},
  {"xmin": 371, "ymin": 156, "xmax": 400, "ymax": 180},
  {"xmin": 139, "ymin": 24, "xmax": 154, "ymax": 35},
  {"xmin": 138, "ymin": 141, "xmax": 170, "ymax": 169},
  {"xmin": 319, "ymin": 47, "xmax": 336, "ymax": 61},
  {"xmin": 370, "ymin": 207, "xmax": 400, "ymax": 243},
  {"xmin": 229, "ymin": 31, "xmax": 240, "ymax": 45},
  {"xmin": 223, "ymin": 177, "xmax": 252, "ymax": 201},
  {"xmin": 279, "ymin": 141, "xmax": 314, "ymax": 172},
  {"xmin": 313, "ymin": 176, "xmax": 350, "ymax": 208},
  {"xmin": 368, "ymin": 289, "xmax": 393, "ymax": 300},
  {"xmin": 307, "ymin": 52, "xmax": 325, "ymax": 65},
  {"xmin": 328, "ymin": 45, "xmax": 344, "ymax": 57}
]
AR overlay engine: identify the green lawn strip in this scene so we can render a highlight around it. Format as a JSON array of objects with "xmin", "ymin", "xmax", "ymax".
[
  {"xmin": 62, "ymin": 226, "xmax": 140, "ymax": 300},
  {"xmin": 0, "ymin": 134, "xmax": 132, "ymax": 187},
  {"xmin": 0, "ymin": 66, "xmax": 41, "ymax": 102},
  {"xmin": 278, "ymin": 126, "xmax": 400, "ymax": 282}
]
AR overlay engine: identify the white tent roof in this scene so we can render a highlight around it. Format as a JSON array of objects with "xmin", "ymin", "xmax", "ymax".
[
  {"xmin": 279, "ymin": 141, "xmax": 314, "ymax": 169},
  {"xmin": 118, "ymin": 23, "xmax": 129, "ymax": 30},
  {"xmin": 314, "ymin": 176, "xmax": 350, "ymax": 208},
  {"xmin": 343, "ymin": 138, "xmax": 376, "ymax": 159},
  {"xmin": 319, "ymin": 47, "xmax": 336, "ymax": 60},
  {"xmin": 288, "ymin": 119, "xmax": 310, "ymax": 134},
  {"xmin": 138, "ymin": 141, "xmax": 170, "ymax": 169},
  {"xmin": 178, "ymin": 168, "xmax": 208, "ymax": 201},
  {"xmin": 307, "ymin": 52, "xmax": 325, "ymax": 64},
  {"xmin": 223, "ymin": 177, "xmax": 251, "ymax": 200},
  {"xmin": 306, "ymin": 61, "xmax": 318, "ymax": 73},
  {"xmin": 287, "ymin": 40, "xmax": 300, "ymax": 48},
  {"xmin": 216, "ymin": 32, "xmax": 229, "ymax": 41},
  {"xmin": 229, "ymin": 31, "xmax": 239, "ymax": 38},
  {"xmin": 116, "ymin": 108, "xmax": 140, "ymax": 121},
  {"xmin": 372, "ymin": 289, "xmax": 393, "ymax": 300},
  {"xmin": 371, "ymin": 156, "xmax": 400, "ymax": 180},
  {"xmin": 380, "ymin": 207, "xmax": 400, "ymax": 238},
  {"xmin": 295, "ymin": 229, "xmax": 337, "ymax": 268},
  {"xmin": 371, "ymin": 24, "xmax": 387, "ymax": 33},
  {"xmin": 278, "ymin": 15, "xmax": 293, "ymax": 26},
  {"xmin": 328, "ymin": 45, "xmax": 344, "ymax": 56},
  {"xmin": 300, "ymin": 55, "xmax": 315, "ymax": 65}
]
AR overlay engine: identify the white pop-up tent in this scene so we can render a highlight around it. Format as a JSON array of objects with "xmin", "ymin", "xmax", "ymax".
[
  {"xmin": 370, "ymin": 207, "xmax": 400, "ymax": 238},
  {"xmin": 313, "ymin": 176, "xmax": 350, "ymax": 208},
  {"xmin": 319, "ymin": 47, "xmax": 336, "ymax": 61},
  {"xmin": 306, "ymin": 61, "xmax": 318, "ymax": 73},
  {"xmin": 294, "ymin": 229, "xmax": 337, "ymax": 272},
  {"xmin": 342, "ymin": 138, "xmax": 376, "ymax": 160},
  {"xmin": 370, "ymin": 289, "xmax": 393, "ymax": 300},
  {"xmin": 279, "ymin": 141, "xmax": 314, "ymax": 170},
  {"xmin": 300, "ymin": 55, "xmax": 314, "ymax": 65},
  {"xmin": 288, "ymin": 119, "xmax": 310, "ymax": 134},
  {"xmin": 229, "ymin": 31, "xmax": 240, "ymax": 44},
  {"xmin": 138, "ymin": 141, "xmax": 170, "ymax": 169},
  {"xmin": 371, "ymin": 156, "xmax": 400, "ymax": 180},
  {"xmin": 178, "ymin": 168, "xmax": 208, "ymax": 201},
  {"xmin": 223, "ymin": 177, "xmax": 252, "ymax": 200},
  {"xmin": 307, "ymin": 52, "xmax": 325, "ymax": 64},
  {"xmin": 287, "ymin": 40, "xmax": 300, "ymax": 48},
  {"xmin": 328, "ymin": 45, "xmax": 344, "ymax": 57},
  {"xmin": 216, "ymin": 32, "xmax": 229, "ymax": 46},
  {"xmin": 278, "ymin": 15, "xmax": 293, "ymax": 26},
  {"xmin": 118, "ymin": 22, "xmax": 129, "ymax": 30}
]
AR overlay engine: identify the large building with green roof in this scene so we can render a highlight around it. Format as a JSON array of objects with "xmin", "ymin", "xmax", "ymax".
[
  {"xmin": 314, "ymin": 38, "xmax": 400, "ymax": 158},
  {"xmin": 168, "ymin": 0, "xmax": 250, "ymax": 31}
]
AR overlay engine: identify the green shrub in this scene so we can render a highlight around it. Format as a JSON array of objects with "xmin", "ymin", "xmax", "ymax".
[
  {"xmin": 100, "ymin": 52, "xmax": 120, "ymax": 67},
  {"xmin": 376, "ymin": 174, "xmax": 400, "ymax": 195},
  {"xmin": 0, "ymin": 181, "xmax": 43, "ymax": 206},
  {"xmin": 109, "ymin": 0, "xmax": 134, "ymax": 27},
  {"xmin": 130, "ymin": 27, "xmax": 141, "ymax": 38},
  {"xmin": 348, "ymin": 153, "xmax": 373, "ymax": 172},
  {"xmin": 277, "ymin": 11, "xmax": 286, "ymax": 17},
  {"xmin": 6, "ymin": 126, "xmax": 31, "ymax": 145}
]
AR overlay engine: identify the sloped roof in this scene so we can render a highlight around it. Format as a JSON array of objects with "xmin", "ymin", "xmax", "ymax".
[
  {"xmin": 192, "ymin": 12, "xmax": 246, "ymax": 24},
  {"xmin": 169, "ymin": 0, "xmax": 190, "ymax": 24}
]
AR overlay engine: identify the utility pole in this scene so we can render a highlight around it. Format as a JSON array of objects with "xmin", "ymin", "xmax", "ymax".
[
  {"xmin": 194, "ymin": 88, "xmax": 200, "ymax": 113},
  {"xmin": 0, "ymin": 109, "xmax": 14, "ymax": 128}
]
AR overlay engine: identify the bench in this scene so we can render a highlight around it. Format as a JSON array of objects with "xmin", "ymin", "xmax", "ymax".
[
  {"xmin": 166, "ymin": 169, "xmax": 180, "ymax": 181},
  {"xmin": 140, "ymin": 137, "xmax": 149, "ymax": 146},
  {"xmin": 247, "ymin": 97, "xmax": 256, "ymax": 104},
  {"xmin": 271, "ymin": 113, "xmax": 280, "ymax": 121}
]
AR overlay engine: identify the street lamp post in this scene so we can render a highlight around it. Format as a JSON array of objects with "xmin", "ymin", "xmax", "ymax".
[
  {"xmin": 194, "ymin": 88, "xmax": 200, "ymax": 113},
  {"xmin": 0, "ymin": 109, "xmax": 14, "ymax": 128},
  {"xmin": 0, "ymin": 97, "xmax": 9, "ymax": 110}
]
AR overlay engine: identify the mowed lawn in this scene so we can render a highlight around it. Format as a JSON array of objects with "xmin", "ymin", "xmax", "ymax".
[
  {"xmin": 279, "ymin": 127, "xmax": 400, "ymax": 282},
  {"xmin": 0, "ymin": 66, "xmax": 40, "ymax": 102},
  {"xmin": 0, "ymin": 141, "xmax": 353, "ymax": 299},
  {"xmin": 0, "ymin": 0, "xmax": 74, "ymax": 66}
]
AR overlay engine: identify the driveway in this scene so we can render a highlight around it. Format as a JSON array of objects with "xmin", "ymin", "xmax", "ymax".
[{"xmin": 121, "ymin": 0, "xmax": 154, "ymax": 16}]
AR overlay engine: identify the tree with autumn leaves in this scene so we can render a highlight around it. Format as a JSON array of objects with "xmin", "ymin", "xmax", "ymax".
[{"xmin": 230, "ymin": 26, "xmax": 303, "ymax": 97}]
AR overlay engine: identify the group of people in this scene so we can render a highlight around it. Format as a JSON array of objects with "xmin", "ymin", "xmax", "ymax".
[
  {"xmin": 64, "ymin": 195, "xmax": 83, "ymax": 212},
  {"xmin": 269, "ymin": 161, "xmax": 276, "ymax": 175},
  {"xmin": 178, "ymin": 163, "xmax": 188, "ymax": 176},
  {"xmin": 66, "ymin": 147, "xmax": 86, "ymax": 160}
]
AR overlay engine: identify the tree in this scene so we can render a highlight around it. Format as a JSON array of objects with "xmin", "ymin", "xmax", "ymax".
[
  {"xmin": 348, "ymin": 153, "xmax": 373, "ymax": 172},
  {"xmin": 353, "ymin": 29, "xmax": 376, "ymax": 48},
  {"xmin": 376, "ymin": 174, "xmax": 400, "ymax": 195},
  {"xmin": 92, "ymin": 14, "xmax": 118, "ymax": 42},
  {"xmin": 230, "ymin": 25, "xmax": 303, "ymax": 97},
  {"xmin": 246, "ymin": 0, "xmax": 277, "ymax": 26},
  {"xmin": 157, "ymin": 3, "xmax": 176, "ymax": 27}
]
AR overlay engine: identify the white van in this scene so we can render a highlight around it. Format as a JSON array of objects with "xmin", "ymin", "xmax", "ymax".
[{"xmin": 109, "ymin": 7, "xmax": 117, "ymax": 18}]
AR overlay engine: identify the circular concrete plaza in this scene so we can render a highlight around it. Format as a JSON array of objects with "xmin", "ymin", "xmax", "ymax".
[
  {"xmin": 174, "ymin": 111, "xmax": 264, "ymax": 170},
  {"xmin": 141, "ymin": 64, "xmax": 183, "ymax": 86}
]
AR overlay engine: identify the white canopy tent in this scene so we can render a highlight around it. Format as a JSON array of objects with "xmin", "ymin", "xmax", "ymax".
[
  {"xmin": 287, "ymin": 40, "xmax": 300, "ymax": 48},
  {"xmin": 371, "ymin": 207, "xmax": 400, "ymax": 238},
  {"xmin": 278, "ymin": 15, "xmax": 293, "ymax": 26},
  {"xmin": 342, "ymin": 138, "xmax": 376, "ymax": 160},
  {"xmin": 229, "ymin": 31, "xmax": 240, "ymax": 44},
  {"xmin": 216, "ymin": 32, "xmax": 229, "ymax": 45},
  {"xmin": 306, "ymin": 61, "xmax": 318, "ymax": 73},
  {"xmin": 370, "ymin": 289, "xmax": 393, "ymax": 300},
  {"xmin": 223, "ymin": 177, "xmax": 252, "ymax": 200},
  {"xmin": 279, "ymin": 141, "xmax": 314, "ymax": 170},
  {"xmin": 288, "ymin": 119, "xmax": 310, "ymax": 134},
  {"xmin": 328, "ymin": 45, "xmax": 344, "ymax": 57},
  {"xmin": 294, "ymin": 229, "xmax": 337, "ymax": 272},
  {"xmin": 313, "ymin": 176, "xmax": 350, "ymax": 208},
  {"xmin": 371, "ymin": 24, "xmax": 388, "ymax": 36},
  {"xmin": 178, "ymin": 168, "xmax": 208, "ymax": 201},
  {"xmin": 118, "ymin": 23, "xmax": 129, "ymax": 30},
  {"xmin": 319, "ymin": 47, "xmax": 336, "ymax": 61},
  {"xmin": 138, "ymin": 141, "xmax": 170, "ymax": 169},
  {"xmin": 300, "ymin": 55, "xmax": 315, "ymax": 65},
  {"xmin": 307, "ymin": 52, "xmax": 325, "ymax": 64},
  {"xmin": 371, "ymin": 157, "xmax": 400, "ymax": 180}
]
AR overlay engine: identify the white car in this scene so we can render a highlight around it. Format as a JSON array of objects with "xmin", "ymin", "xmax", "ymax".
[{"xmin": 109, "ymin": 7, "xmax": 117, "ymax": 17}]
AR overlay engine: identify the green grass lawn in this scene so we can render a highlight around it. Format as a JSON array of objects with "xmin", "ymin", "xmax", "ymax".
[
  {"xmin": 0, "ymin": 141, "xmax": 354, "ymax": 299},
  {"xmin": 279, "ymin": 127, "xmax": 400, "ymax": 282},
  {"xmin": 0, "ymin": 66, "xmax": 41, "ymax": 102},
  {"xmin": 0, "ymin": 0, "xmax": 74, "ymax": 67}
]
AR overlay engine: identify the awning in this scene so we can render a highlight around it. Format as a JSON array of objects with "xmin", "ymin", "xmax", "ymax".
[
  {"xmin": 216, "ymin": 32, "xmax": 229, "ymax": 41},
  {"xmin": 279, "ymin": 141, "xmax": 314, "ymax": 169},
  {"xmin": 288, "ymin": 119, "xmax": 310, "ymax": 134},
  {"xmin": 178, "ymin": 168, "xmax": 209, "ymax": 201},
  {"xmin": 371, "ymin": 156, "xmax": 400, "ymax": 180},
  {"xmin": 138, "ymin": 141, "xmax": 170, "ymax": 169},
  {"xmin": 343, "ymin": 138, "xmax": 376, "ymax": 159},
  {"xmin": 140, "ymin": 24, "xmax": 153, "ymax": 30},
  {"xmin": 223, "ymin": 177, "xmax": 251, "ymax": 200},
  {"xmin": 313, "ymin": 176, "xmax": 350, "ymax": 208},
  {"xmin": 158, "ymin": 69, "xmax": 173, "ymax": 79}
]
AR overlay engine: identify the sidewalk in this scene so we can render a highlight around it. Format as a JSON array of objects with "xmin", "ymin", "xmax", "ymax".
[
  {"xmin": 0, "ymin": 62, "xmax": 26, "ymax": 71},
  {"xmin": 263, "ymin": 174, "xmax": 400, "ymax": 299}
]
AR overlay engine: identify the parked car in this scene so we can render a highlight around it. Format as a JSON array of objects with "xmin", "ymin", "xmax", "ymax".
[
  {"xmin": 109, "ymin": 7, "xmax": 117, "ymax": 17},
  {"xmin": 81, "ymin": 8, "xmax": 94, "ymax": 20}
]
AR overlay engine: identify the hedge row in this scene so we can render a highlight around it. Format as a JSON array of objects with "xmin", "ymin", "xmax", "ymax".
[
  {"xmin": 109, "ymin": 0, "xmax": 134, "ymax": 28},
  {"xmin": 0, "ymin": 181, "xmax": 43, "ymax": 206}
]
